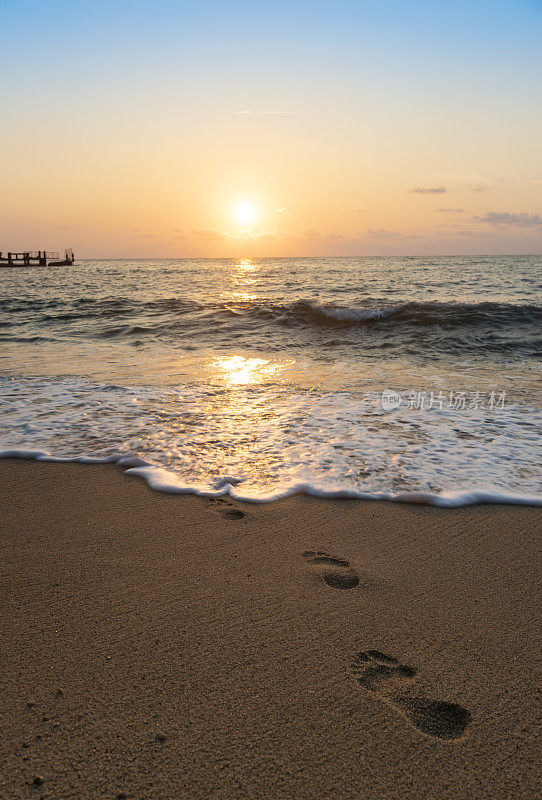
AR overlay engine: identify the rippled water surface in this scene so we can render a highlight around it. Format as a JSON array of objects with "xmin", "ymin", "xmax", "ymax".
[{"xmin": 1, "ymin": 256, "xmax": 540, "ymax": 502}]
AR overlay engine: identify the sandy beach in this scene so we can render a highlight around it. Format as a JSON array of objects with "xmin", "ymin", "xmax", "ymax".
[{"xmin": 0, "ymin": 459, "xmax": 539, "ymax": 799}]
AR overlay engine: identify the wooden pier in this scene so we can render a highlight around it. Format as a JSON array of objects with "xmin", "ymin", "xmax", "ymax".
[{"xmin": 0, "ymin": 248, "xmax": 75, "ymax": 268}]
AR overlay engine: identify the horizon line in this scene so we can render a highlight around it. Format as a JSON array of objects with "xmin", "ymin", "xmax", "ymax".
[{"xmin": 77, "ymin": 252, "xmax": 542, "ymax": 260}]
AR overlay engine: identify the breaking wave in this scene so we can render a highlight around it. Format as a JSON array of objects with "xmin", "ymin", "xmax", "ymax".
[{"xmin": 3, "ymin": 296, "xmax": 541, "ymax": 327}]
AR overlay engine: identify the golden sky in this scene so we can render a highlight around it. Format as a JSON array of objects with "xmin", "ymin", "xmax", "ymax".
[{"xmin": 1, "ymin": 0, "xmax": 541, "ymax": 257}]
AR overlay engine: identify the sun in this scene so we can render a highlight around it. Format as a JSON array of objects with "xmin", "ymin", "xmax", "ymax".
[{"xmin": 233, "ymin": 201, "xmax": 257, "ymax": 227}]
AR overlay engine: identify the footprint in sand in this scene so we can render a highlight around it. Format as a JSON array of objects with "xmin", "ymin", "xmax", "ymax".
[
  {"xmin": 303, "ymin": 551, "xmax": 360, "ymax": 590},
  {"xmin": 222, "ymin": 508, "xmax": 245, "ymax": 520},
  {"xmin": 351, "ymin": 649, "xmax": 471, "ymax": 741},
  {"xmin": 214, "ymin": 500, "xmax": 245, "ymax": 520}
]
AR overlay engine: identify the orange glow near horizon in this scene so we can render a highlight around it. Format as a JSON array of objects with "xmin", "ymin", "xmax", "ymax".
[{"xmin": 1, "ymin": 1, "xmax": 541, "ymax": 259}]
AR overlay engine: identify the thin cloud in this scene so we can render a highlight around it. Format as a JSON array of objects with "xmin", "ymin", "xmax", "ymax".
[
  {"xmin": 240, "ymin": 229, "xmax": 280, "ymax": 240},
  {"xmin": 365, "ymin": 228, "xmax": 400, "ymax": 238},
  {"xmin": 275, "ymin": 208, "xmax": 288, "ymax": 214},
  {"xmin": 469, "ymin": 183, "xmax": 490, "ymax": 193},
  {"xmin": 455, "ymin": 230, "xmax": 493, "ymax": 238},
  {"xmin": 293, "ymin": 229, "xmax": 348, "ymax": 242},
  {"xmin": 191, "ymin": 228, "xmax": 225, "ymax": 241},
  {"xmin": 437, "ymin": 208, "xmax": 464, "ymax": 213},
  {"xmin": 435, "ymin": 172, "xmax": 494, "ymax": 186},
  {"xmin": 191, "ymin": 227, "xmax": 280, "ymax": 241},
  {"xmin": 409, "ymin": 186, "xmax": 447, "ymax": 194},
  {"xmin": 131, "ymin": 227, "xmax": 158, "ymax": 237},
  {"xmin": 236, "ymin": 110, "xmax": 300, "ymax": 116},
  {"xmin": 235, "ymin": 110, "xmax": 338, "ymax": 119},
  {"xmin": 476, "ymin": 212, "xmax": 542, "ymax": 227},
  {"xmin": 301, "ymin": 228, "xmax": 320, "ymax": 239}
]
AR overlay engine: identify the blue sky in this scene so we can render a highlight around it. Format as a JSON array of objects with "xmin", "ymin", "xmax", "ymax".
[{"xmin": 1, "ymin": 0, "xmax": 541, "ymax": 255}]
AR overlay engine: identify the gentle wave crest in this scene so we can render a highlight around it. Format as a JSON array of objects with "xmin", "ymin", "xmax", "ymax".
[
  {"xmin": 3, "ymin": 297, "xmax": 539, "ymax": 357},
  {"xmin": 3, "ymin": 295, "xmax": 541, "ymax": 325},
  {"xmin": 2, "ymin": 257, "xmax": 540, "ymax": 506}
]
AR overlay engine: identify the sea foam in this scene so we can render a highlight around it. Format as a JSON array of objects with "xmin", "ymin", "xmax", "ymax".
[
  {"xmin": 1, "ymin": 448, "xmax": 541, "ymax": 507},
  {"xmin": 1, "ymin": 376, "xmax": 540, "ymax": 508}
]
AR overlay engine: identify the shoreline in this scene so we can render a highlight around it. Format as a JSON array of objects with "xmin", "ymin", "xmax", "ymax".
[
  {"xmin": 1, "ymin": 450, "xmax": 541, "ymax": 508},
  {"xmin": 0, "ymin": 459, "xmax": 540, "ymax": 799}
]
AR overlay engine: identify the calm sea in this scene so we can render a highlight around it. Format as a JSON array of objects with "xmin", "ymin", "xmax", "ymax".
[{"xmin": 1, "ymin": 256, "xmax": 541, "ymax": 504}]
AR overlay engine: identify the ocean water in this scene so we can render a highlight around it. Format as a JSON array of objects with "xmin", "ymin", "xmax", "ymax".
[{"xmin": 1, "ymin": 256, "xmax": 541, "ymax": 505}]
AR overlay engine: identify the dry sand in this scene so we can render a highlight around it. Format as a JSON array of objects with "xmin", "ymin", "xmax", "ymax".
[{"xmin": 0, "ymin": 459, "xmax": 540, "ymax": 799}]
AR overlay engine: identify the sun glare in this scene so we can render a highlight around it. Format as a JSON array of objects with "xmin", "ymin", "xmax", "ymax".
[
  {"xmin": 210, "ymin": 355, "xmax": 294, "ymax": 386},
  {"xmin": 234, "ymin": 201, "xmax": 257, "ymax": 227}
]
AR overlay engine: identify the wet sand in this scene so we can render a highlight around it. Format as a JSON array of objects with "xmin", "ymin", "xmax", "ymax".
[{"xmin": 0, "ymin": 459, "xmax": 540, "ymax": 799}]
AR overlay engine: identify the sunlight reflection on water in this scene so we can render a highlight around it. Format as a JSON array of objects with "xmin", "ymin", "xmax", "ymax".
[{"xmin": 210, "ymin": 355, "xmax": 295, "ymax": 386}]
